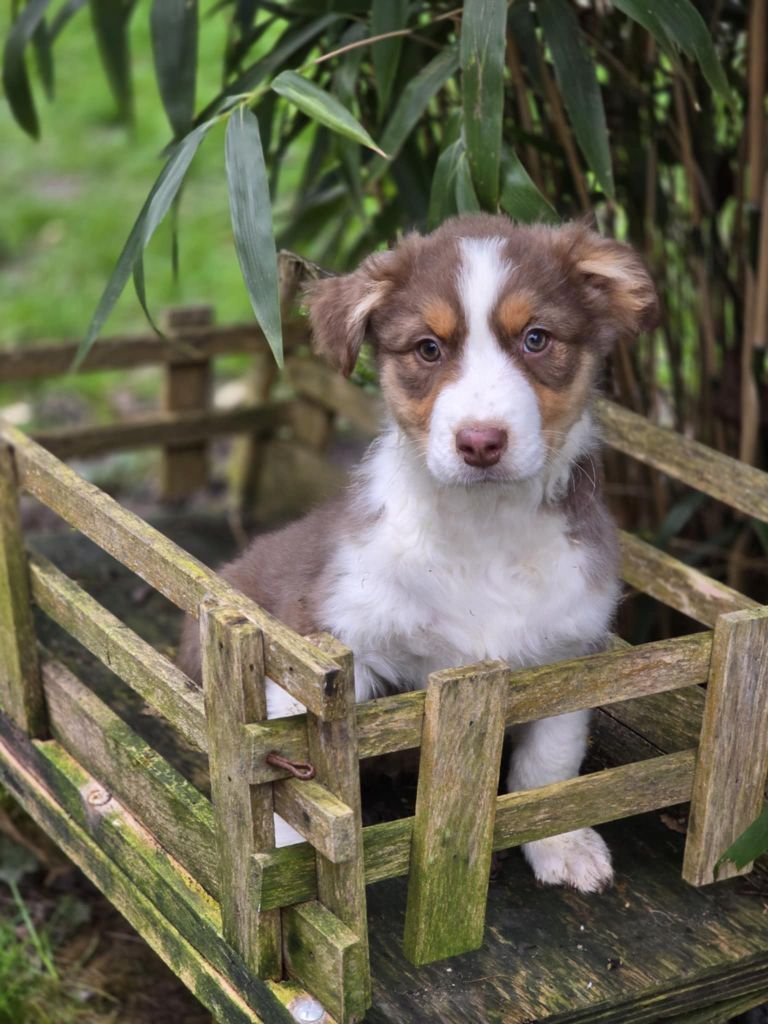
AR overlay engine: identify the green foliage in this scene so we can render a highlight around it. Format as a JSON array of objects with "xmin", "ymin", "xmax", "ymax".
[{"xmin": 716, "ymin": 803, "xmax": 768, "ymax": 876}]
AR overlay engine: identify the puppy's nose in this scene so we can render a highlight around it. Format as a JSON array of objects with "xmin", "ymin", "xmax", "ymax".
[{"xmin": 455, "ymin": 425, "xmax": 508, "ymax": 468}]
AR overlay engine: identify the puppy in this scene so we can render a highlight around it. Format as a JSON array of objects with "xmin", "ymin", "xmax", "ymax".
[{"xmin": 179, "ymin": 214, "xmax": 658, "ymax": 892}]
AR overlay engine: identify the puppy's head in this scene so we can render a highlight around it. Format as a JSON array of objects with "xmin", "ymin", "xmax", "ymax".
[{"xmin": 307, "ymin": 215, "xmax": 658, "ymax": 486}]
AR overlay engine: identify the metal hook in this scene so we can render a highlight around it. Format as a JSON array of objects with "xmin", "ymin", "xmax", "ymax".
[{"xmin": 265, "ymin": 751, "xmax": 316, "ymax": 780}]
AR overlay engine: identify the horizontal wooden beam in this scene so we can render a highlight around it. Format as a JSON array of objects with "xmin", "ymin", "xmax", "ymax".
[
  {"xmin": 245, "ymin": 634, "xmax": 711, "ymax": 784},
  {"xmin": 0, "ymin": 321, "xmax": 309, "ymax": 381},
  {"xmin": 619, "ymin": 531, "xmax": 758, "ymax": 627},
  {"xmin": 32, "ymin": 403, "xmax": 290, "ymax": 461},
  {"xmin": 29, "ymin": 552, "xmax": 207, "ymax": 751},
  {"xmin": 254, "ymin": 748, "xmax": 697, "ymax": 911},
  {"xmin": 41, "ymin": 655, "xmax": 220, "ymax": 896},
  {"xmin": 273, "ymin": 777, "xmax": 356, "ymax": 864},
  {"xmin": 597, "ymin": 398, "xmax": 768, "ymax": 522},
  {"xmin": 0, "ymin": 716, "xmax": 294, "ymax": 1024},
  {"xmin": 286, "ymin": 357, "xmax": 382, "ymax": 436},
  {"xmin": 0, "ymin": 421, "xmax": 343, "ymax": 719}
]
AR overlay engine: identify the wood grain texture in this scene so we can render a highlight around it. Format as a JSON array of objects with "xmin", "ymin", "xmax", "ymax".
[
  {"xmin": 282, "ymin": 901, "xmax": 363, "ymax": 1024},
  {"xmin": 403, "ymin": 662, "xmax": 507, "ymax": 965},
  {"xmin": 32, "ymin": 403, "xmax": 288, "ymax": 461},
  {"xmin": 302, "ymin": 632, "xmax": 370, "ymax": 1019},
  {"xmin": 245, "ymin": 634, "xmax": 711, "ymax": 783},
  {"xmin": 201, "ymin": 603, "xmax": 281, "ymax": 978},
  {"xmin": 597, "ymin": 398, "xmax": 768, "ymax": 521},
  {"xmin": 0, "ymin": 714, "xmax": 295, "ymax": 1024},
  {"xmin": 620, "ymin": 531, "xmax": 758, "ymax": 626},
  {"xmin": 28, "ymin": 552, "xmax": 207, "ymax": 751},
  {"xmin": 683, "ymin": 607, "xmax": 768, "ymax": 885},
  {"xmin": 0, "ymin": 420, "xmax": 343, "ymax": 719},
  {"xmin": 41, "ymin": 655, "xmax": 219, "ymax": 896},
  {"xmin": 272, "ymin": 777, "xmax": 355, "ymax": 864},
  {"xmin": 0, "ymin": 441, "xmax": 44, "ymax": 735}
]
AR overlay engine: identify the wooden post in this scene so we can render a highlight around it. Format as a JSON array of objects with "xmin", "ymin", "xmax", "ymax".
[
  {"xmin": 228, "ymin": 347, "xmax": 278, "ymax": 517},
  {"xmin": 403, "ymin": 661, "xmax": 507, "ymax": 965},
  {"xmin": 298, "ymin": 633, "xmax": 370, "ymax": 1021},
  {"xmin": 161, "ymin": 306, "xmax": 213, "ymax": 501},
  {"xmin": 683, "ymin": 607, "xmax": 768, "ymax": 885},
  {"xmin": 0, "ymin": 440, "xmax": 45, "ymax": 736},
  {"xmin": 201, "ymin": 601, "xmax": 281, "ymax": 977}
]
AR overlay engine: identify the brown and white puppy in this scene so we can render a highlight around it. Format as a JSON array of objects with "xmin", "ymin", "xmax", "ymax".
[{"xmin": 179, "ymin": 214, "xmax": 658, "ymax": 891}]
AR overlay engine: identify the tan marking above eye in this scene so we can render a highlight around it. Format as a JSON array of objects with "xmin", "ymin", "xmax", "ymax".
[
  {"xmin": 423, "ymin": 298, "xmax": 457, "ymax": 339},
  {"xmin": 497, "ymin": 293, "xmax": 535, "ymax": 336}
]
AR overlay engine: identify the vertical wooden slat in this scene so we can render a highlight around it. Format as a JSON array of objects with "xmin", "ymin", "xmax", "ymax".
[
  {"xmin": 683, "ymin": 607, "xmax": 768, "ymax": 885},
  {"xmin": 228, "ymin": 347, "xmax": 278, "ymax": 517},
  {"xmin": 201, "ymin": 601, "xmax": 281, "ymax": 977},
  {"xmin": 161, "ymin": 306, "xmax": 213, "ymax": 500},
  {"xmin": 403, "ymin": 661, "xmax": 507, "ymax": 965},
  {"xmin": 300, "ymin": 632, "xmax": 370, "ymax": 1021},
  {"xmin": 0, "ymin": 440, "xmax": 44, "ymax": 735}
]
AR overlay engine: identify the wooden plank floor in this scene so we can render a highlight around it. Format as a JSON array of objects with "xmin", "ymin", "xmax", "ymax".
[{"xmin": 26, "ymin": 516, "xmax": 768, "ymax": 1024}]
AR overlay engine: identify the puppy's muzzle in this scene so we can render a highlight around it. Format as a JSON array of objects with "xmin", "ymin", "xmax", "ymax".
[{"xmin": 455, "ymin": 424, "xmax": 508, "ymax": 468}]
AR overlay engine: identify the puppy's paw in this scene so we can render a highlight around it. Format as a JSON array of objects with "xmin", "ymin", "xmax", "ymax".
[{"xmin": 523, "ymin": 828, "xmax": 613, "ymax": 893}]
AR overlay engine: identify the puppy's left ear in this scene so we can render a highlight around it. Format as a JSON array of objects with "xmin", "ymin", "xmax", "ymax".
[
  {"xmin": 304, "ymin": 250, "xmax": 398, "ymax": 376},
  {"xmin": 571, "ymin": 230, "xmax": 659, "ymax": 341}
]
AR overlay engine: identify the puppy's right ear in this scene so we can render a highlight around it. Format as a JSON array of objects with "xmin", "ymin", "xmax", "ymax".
[{"xmin": 305, "ymin": 250, "xmax": 396, "ymax": 376}]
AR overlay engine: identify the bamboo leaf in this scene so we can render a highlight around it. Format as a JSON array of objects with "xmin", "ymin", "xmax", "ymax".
[
  {"xmin": 645, "ymin": 0, "xmax": 729, "ymax": 98},
  {"xmin": 225, "ymin": 107, "xmax": 283, "ymax": 366},
  {"xmin": 377, "ymin": 46, "xmax": 460, "ymax": 168},
  {"xmin": 32, "ymin": 16, "xmax": 53, "ymax": 100},
  {"xmin": 89, "ymin": 0, "xmax": 137, "ymax": 123},
  {"xmin": 499, "ymin": 146, "xmax": 557, "ymax": 224},
  {"xmin": 461, "ymin": 0, "xmax": 507, "ymax": 209},
  {"xmin": 271, "ymin": 69, "xmax": 385, "ymax": 157},
  {"xmin": 428, "ymin": 138, "xmax": 463, "ymax": 229},
  {"xmin": 715, "ymin": 803, "xmax": 768, "ymax": 876},
  {"xmin": 2, "ymin": 0, "xmax": 52, "ymax": 138},
  {"xmin": 50, "ymin": 0, "xmax": 88, "ymax": 41},
  {"xmin": 609, "ymin": 0, "xmax": 677, "ymax": 65},
  {"xmin": 455, "ymin": 148, "xmax": 481, "ymax": 214},
  {"xmin": 76, "ymin": 121, "xmax": 212, "ymax": 367},
  {"xmin": 537, "ymin": 0, "xmax": 614, "ymax": 198},
  {"xmin": 150, "ymin": 0, "xmax": 198, "ymax": 138},
  {"xmin": 371, "ymin": 0, "xmax": 408, "ymax": 121}
]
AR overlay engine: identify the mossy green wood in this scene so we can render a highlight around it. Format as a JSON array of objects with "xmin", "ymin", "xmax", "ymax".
[
  {"xmin": 201, "ymin": 603, "xmax": 282, "ymax": 979},
  {"xmin": 0, "ymin": 440, "xmax": 45, "ymax": 736},
  {"xmin": 0, "ymin": 713, "xmax": 294, "ymax": 1024},
  {"xmin": 41, "ymin": 655, "xmax": 219, "ymax": 895},
  {"xmin": 272, "ymin": 777, "xmax": 356, "ymax": 864},
  {"xmin": 29, "ymin": 551, "xmax": 207, "ymax": 751},
  {"xmin": 0, "ymin": 420, "xmax": 344, "ymax": 721},
  {"xmin": 403, "ymin": 661, "xmax": 507, "ymax": 965},
  {"xmin": 683, "ymin": 607, "xmax": 768, "ymax": 885},
  {"xmin": 301, "ymin": 632, "xmax": 370, "ymax": 1019}
]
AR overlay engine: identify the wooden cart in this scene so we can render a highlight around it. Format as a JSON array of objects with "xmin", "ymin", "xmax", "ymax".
[{"xmin": 2, "ymin": 307, "xmax": 768, "ymax": 1024}]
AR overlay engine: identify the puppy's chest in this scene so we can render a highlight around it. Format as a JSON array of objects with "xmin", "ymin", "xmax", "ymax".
[{"xmin": 323, "ymin": 505, "xmax": 612, "ymax": 672}]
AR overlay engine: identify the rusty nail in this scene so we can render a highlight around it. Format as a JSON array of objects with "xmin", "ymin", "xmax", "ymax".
[{"xmin": 265, "ymin": 751, "xmax": 316, "ymax": 780}]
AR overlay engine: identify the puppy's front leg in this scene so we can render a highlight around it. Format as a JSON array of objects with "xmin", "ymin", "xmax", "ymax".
[{"xmin": 507, "ymin": 710, "xmax": 613, "ymax": 893}]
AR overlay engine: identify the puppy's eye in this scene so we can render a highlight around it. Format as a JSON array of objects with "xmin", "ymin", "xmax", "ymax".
[
  {"xmin": 417, "ymin": 338, "xmax": 441, "ymax": 363},
  {"xmin": 523, "ymin": 328, "xmax": 551, "ymax": 354}
]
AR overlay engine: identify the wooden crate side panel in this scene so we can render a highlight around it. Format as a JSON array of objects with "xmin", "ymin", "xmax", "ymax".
[
  {"xmin": 41, "ymin": 656, "xmax": 219, "ymax": 896},
  {"xmin": 29, "ymin": 552, "xmax": 207, "ymax": 751},
  {"xmin": 684, "ymin": 608, "xmax": 768, "ymax": 885},
  {"xmin": 0, "ymin": 441, "xmax": 44, "ymax": 735}
]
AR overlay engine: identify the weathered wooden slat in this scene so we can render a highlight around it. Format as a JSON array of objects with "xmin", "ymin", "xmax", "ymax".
[
  {"xmin": 0, "ymin": 441, "xmax": 44, "ymax": 735},
  {"xmin": 599, "ymin": 687, "xmax": 706, "ymax": 762},
  {"xmin": 683, "ymin": 608, "xmax": 768, "ymax": 885},
  {"xmin": 245, "ymin": 634, "xmax": 711, "ymax": 783},
  {"xmin": 286, "ymin": 357, "xmax": 382, "ymax": 436},
  {"xmin": 32, "ymin": 404, "xmax": 288, "ymax": 461},
  {"xmin": 597, "ymin": 398, "xmax": 768, "ymax": 521},
  {"xmin": 41, "ymin": 655, "xmax": 219, "ymax": 896},
  {"xmin": 403, "ymin": 662, "xmax": 507, "ymax": 965},
  {"xmin": 282, "ymin": 901, "xmax": 364, "ymax": 1024},
  {"xmin": 619, "ymin": 531, "xmax": 758, "ymax": 627},
  {"xmin": 0, "ymin": 421, "xmax": 343, "ymax": 720},
  {"xmin": 161, "ymin": 307, "xmax": 213, "ymax": 499},
  {"xmin": 0, "ymin": 320, "xmax": 309, "ymax": 381},
  {"xmin": 254, "ymin": 749, "xmax": 697, "ymax": 912},
  {"xmin": 302, "ymin": 633, "xmax": 370, "ymax": 1017},
  {"xmin": 28, "ymin": 551, "xmax": 207, "ymax": 751},
  {"xmin": 0, "ymin": 718, "xmax": 294, "ymax": 1024},
  {"xmin": 201, "ymin": 603, "xmax": 281, "ymax": 978},
  {"xmin": 273, "ymin": 778, "xmax": 355, "ymax": 864}
]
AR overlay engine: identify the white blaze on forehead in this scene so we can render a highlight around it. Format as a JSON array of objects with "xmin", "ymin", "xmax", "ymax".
[{"xmin": 425, "ymin": 236, "xmax": 547, "ymax": 484}]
